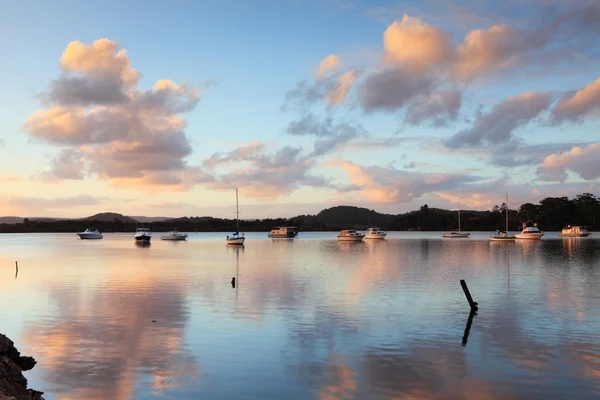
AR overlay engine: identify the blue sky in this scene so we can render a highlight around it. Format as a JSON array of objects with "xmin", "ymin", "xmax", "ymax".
[{"xmin": 0, "ymin": 0, "xmax": 599, "ymax": 218}]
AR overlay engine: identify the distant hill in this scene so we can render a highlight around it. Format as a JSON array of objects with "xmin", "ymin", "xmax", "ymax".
[
  {"xmin": 129, "ymin": 216, "xmax": 173, "ymax": 223},
  {"xmin": 311, "ymin": 206, "xmax": 395, "ymax": 229},
  {"xmin": 0, "ymin": 217, "xmax": 24, "ymax": 224},
  {"xmin": 84, "ymin": 212, "xmax": 138, "ymax": 223}
]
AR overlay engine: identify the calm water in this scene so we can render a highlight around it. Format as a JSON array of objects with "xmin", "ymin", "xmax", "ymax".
[{"xmin": 1, "ymin": 232, "xmax": 600, "ymax": 399}]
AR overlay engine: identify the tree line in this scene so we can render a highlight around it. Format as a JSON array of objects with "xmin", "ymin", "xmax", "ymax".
[{"xmin": 0, "ymin": 193, "xmax": 597, "ymax": 233}]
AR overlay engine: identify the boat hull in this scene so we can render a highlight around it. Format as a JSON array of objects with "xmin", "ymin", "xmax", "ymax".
[
  {"xmin": 161, "ymin": 235, "xmax": 187, "ymax": 241},
  {"xmin": 364, "ymin": 233, "xmax": 386, "ymax": 239},
  {"xmin": 268, "ymin": 233, "xmax": 297, "ymax": 238},
  {"xmin": 337, "ymin": 236, "xmax": 364, "ymax": 241},
  {"xmin": 135, "ymin": 235, "xmax": 152, "ymax": 242},
  {"xmin": 226, "ymin": 237, "xmax": 245, "ymax": 245},
  {"xmin": 442, "ymin": 233, "xmax": 470, "ymax": 238},
  {"xmin": 490, "ymin": 236, "xmax": 516, "ymax": 242},
  {"xmin": 78, "ymin": 233, "xmax": 103, "ymax": 239},
  {"xmin": 515, "ymin": 233, "xmax": 543, "ymax": 240},
  {"xmin": 558, "ymin": 233, "xmax": 590, "ymax": 237}
]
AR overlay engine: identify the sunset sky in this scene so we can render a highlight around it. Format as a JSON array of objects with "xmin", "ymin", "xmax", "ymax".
[{"xmin": 1, "ymin": 0, "xmax": 599, "ymax": 218}]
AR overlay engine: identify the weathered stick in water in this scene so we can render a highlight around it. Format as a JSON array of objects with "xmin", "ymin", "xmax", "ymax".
[
  {"xmin": 15, "ymin": 261, "xmax": 18, "ymax": 279},
  {"xmin": 461, "ymin": 308, "xmax": 477, "ymax": 346},
  {"xmin": 460, "ymin": 279, "xmax": 478, "ymax": 311},
  {"xmin": 231, "ymin": 277, "xmax": 236, "ymax": 288}
]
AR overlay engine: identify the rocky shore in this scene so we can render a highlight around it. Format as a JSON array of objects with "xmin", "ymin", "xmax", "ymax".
[{"xmin": 0, "ymin": 334, "xmax": 43, "ymax": 400}]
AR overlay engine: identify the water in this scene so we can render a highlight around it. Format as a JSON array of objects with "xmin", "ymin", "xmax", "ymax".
[{"xmin": 1, "ymin": 232, "xmax": 600, "ymax": 399}]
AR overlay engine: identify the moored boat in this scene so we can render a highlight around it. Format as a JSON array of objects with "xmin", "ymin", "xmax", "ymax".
[
  {"xmin": 443, "ymin": 201, "xmax": 470, "ymax": 238},
  {"xmin": 490, "ymin": 194, "xmax": 516, "ymax": 242},
  {"xmin": 160, "ymin": 230, "xmax": 188, "ymax": 241},
  {"xmin": 134, "ymin": 228, "xmax": 152, "ymax": 242},
  {"xmin": 268, "ymin": 226, "xmax": 298, "ymax": 238},
  {"xmin": 337, "ymin": 230, "xmax": 365, "ymax": 241},
  {"xmin": 364, "ymin": 227, "xmax": 387, "ymax": 239},
  {"xmin": 226, "ymin": 188, "xmax": 245, "ymax": 245},
  {"xmin": 515, "ymin": 222, "xmax": 543, "ymax": 240},
  {"xmin": 558, "ymin": 225, "xmax": 590, "ymax": 237},
  {"xmin": 78, "ymin": 228, "xmax": 103, "ymax": 240}
]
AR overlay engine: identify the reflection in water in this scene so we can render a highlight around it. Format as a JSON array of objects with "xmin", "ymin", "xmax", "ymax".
[{"xmin": 0, "ymin": 233, "xmax": 600, "ymax": 398}]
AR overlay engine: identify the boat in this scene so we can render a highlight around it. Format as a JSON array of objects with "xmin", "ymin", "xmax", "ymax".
[
  {"xmin": 558, "ymin": 225, "xmax": 590, "ymax": 237},
  {"xmin": 515, "ymin": 221, "xmax": 543, "ymax": 240},
  {"xmin": 78, "ymin": 228, "xmax": 103, "ymax": 239},
  {"xmin": 490, "ymin": 194, "xmax": 516, "ymax": 242},
  {"xmin": 337, "ymin": 230, "xmax": 365, "ymax": 241},
  {"xmin": 442, "ymin": 201, "xmax": 470, "ymax": 238},
  {"xmin": 226, "ymin": 188, "xmax": 245, "ymax": 245},
  {"xmin": 268, "ymin": 226, "xmax": 298, "ymax": 238},
  {"xmin": 364, "ymin": 227, "xmax": 387, "ymax": 239},
  {"xmin": 134, "ymin": 228, "xmax": 152, "ymax": 242},
  {"xmin": 160, "ymin": 230, "xmax": 188, "ymax": 241}
]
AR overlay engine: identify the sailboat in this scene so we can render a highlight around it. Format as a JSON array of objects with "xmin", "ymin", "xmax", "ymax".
[
  {"xmin": 226, "ymin": 188, "xmax": 245, "ymax": 245},
  {"xmin": 490, "ymin": 194, "xmax": 516, "ymax": 242},
  {"xmin": 442, "ymin": 201, "xmax": 470, "ymax": 238}
]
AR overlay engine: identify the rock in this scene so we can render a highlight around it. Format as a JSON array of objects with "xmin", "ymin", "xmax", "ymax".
[{"xmin": 0, "ymin": 334, "xmax": 44, "ymax": 400}]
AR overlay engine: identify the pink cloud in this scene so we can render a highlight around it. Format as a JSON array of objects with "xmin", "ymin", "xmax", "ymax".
[
  {"xmin": 536, "ymin": 143, "xmax": 600, "ymax": 182},
  {"xmin": 315, "ymin": 54, "xmax": 341, "ymax": 79},
  {"xmin": 552, "ymin": 76, "xmax": 600, "ymax": 121}
]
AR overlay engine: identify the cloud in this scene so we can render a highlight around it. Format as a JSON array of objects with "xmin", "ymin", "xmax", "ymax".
[
  {"xmin": 325, "ymin": 70, "xmax": 359, "ymax": 105},
  {"xmin": 198, "ymin": 143, "xmax": 331, "ymax": 199},
  {"xmin": 315, "ymin": 54, "xmax": 341, "ymax": 79},
  {"xmin": 404, "ymin": 90, "xmax": 462, "ymax": 126},
  {"xmin": 286, "ymin": 113, "xmax": 368, "ymax": 156},
  {"xmin": 552, "ymin": 76, "xmax": 600, "ymax": 122},
  {"xmin": 445, "ymin": 92, "xmax": 552, "ymax": 149},
  {"xmin": 454, "ymin": 24, "xmax": 546, "ymax": 79},
  {"xmin": 59, "ymin": 38, "xmax": 140, "ymax": 87},
  {"xmin": 359, "ymin": 67, "xmax": 435, "ymax": 112},
  {"xmin": 44, "ymin": 148, "xmax": 86, "ymax": 180},
  {"xmin": 331, "ymin": 160, "xmax": 479, "ymax": 204},
  {"xmin": 383, "ymin": 15, "xmax": 453, "ymax": 74},
  {"xmin": 536, "ymin": 143, "xmax": 600, "ymax": 182},
  {"xmin": 22, "ymin": 39, "xmax": 201, "ymax": 188}
]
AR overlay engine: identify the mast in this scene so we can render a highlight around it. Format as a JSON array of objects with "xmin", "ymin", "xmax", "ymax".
[
  {"xmin": 458, "ymin": 201, "xmax": 461, "ymax": 232},
  {"xmin": 235, "ymin": 188, "xmax": 240, "ymax": 233},
  {"xmin": 505, "ymin": 193, "xmax": 509, "ymax": 233}
]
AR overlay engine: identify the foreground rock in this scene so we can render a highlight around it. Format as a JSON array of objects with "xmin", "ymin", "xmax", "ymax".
[{"xmin": 0, "ymin": 334, "xmax": 44, "ymax": 400}]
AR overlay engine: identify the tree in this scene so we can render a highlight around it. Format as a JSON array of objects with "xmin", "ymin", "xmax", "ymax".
[{"xmin": 518, "ymin": 203, "xmax": 539, "ymax": 221}]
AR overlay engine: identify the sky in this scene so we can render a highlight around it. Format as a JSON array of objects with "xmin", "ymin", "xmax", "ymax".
[{"xmin": 1, "ymin": 0, "xmax": 599, "ymax": 218}]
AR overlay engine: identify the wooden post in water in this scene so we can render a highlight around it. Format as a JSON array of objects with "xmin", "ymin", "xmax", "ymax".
[
  {"xmin": 15, "ymin": 261, "xmax": 18, "ymax": 279},
  {"xmin": 460, "ymin": 279, "xmax": 478, "ymax": 311}
]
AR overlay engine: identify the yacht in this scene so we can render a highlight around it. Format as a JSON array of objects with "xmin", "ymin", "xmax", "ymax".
[
  {"xmin": 337, "ymin": 230, "xmax": 365, "ymax": 241},
  {"xmin": 490, "ymin": 194, "xmax": 516, "ymax": 242},
  {"xmin": 515, "ymin": 222, "xmax": 543, "ymax": 240},
  {"xmin": 160, "ymin": 230, "xmax": 188, "ymax": 241},
  {"xmin": 442, "ymin": 201, "xmax": 470, "ymax": 238},
  {"xmin": 134, "ymin": 228, "xmax": 152, "ymax": 242},
  {"xmin": 226, "ymin": 188, "xmax": 245, "ymax": 245},
  {"xmin": 78, "ymin": 228, "xmax": 103, "ymax": 240},
  {"xmin": 268, "ymin": 226, "xmax": 298, "ymax": 238},
  {"xmin": 364, "ymin": 227, "xmax": 387, "ymax": 239},
  {"xmin": 558, "ymin": 225, "xmax": 590, "ymax": 237}
]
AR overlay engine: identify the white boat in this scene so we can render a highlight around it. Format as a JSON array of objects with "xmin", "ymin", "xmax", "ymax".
[
  {"xmin": 558, "ymin": 225, "xmax": 590, "ymax": 237},
  {"xmin": 78, "ymin": 228, "xmax": 103, "ymax": 240},
  {"xmin": 268, "ymin": 226, "xmax": 298, "ymax": 238},
  {"xmin": 226, "ymin": 188, "xmax": 245, "ymax": 245},
  {"xmin": 134, "ymin": 228, "xmax": 152, "ymax": 242},
  {"xmin": 442, "ymin": 201, "xmax": 470, "ymax": 238},
  {"xmin": 515, "ymin": 222, "xmax": 543, "ymax": 240},
  {"xmin": 490, "ymin": 194, "xmax": 516, "ymax": 242},
  {"xmin": 337, "ymin": 230, "xmax": 365, "ymax": 241},
  {"xmin": 160, "ymin": 230, "xmax": 188, "ymax": 241},
  {"xmin": 364, "ymin": 227, "xmax": 387, "ymax": 239}
]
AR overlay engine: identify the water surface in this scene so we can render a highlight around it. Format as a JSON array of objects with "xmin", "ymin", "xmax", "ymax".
[{"xmin": 1, "ymin": 232, "xmax": 600, "ymax": 399}]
